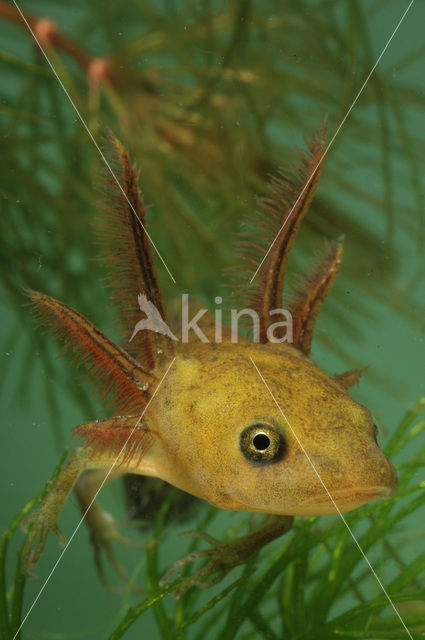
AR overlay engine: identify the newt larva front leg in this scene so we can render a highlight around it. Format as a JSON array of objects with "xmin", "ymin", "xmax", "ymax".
[
  {"xmin": 21, "ymin": 446, "xmax": 90, "ymax": 574},
  {"xmin": 21, "ymin": 415, "xmax": 158, "ymax": 590},
  {"xmin": 161, "ymin": 515, "xmax": 294, "ymax": 598}
]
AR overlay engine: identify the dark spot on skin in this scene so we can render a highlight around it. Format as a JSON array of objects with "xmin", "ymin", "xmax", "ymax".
[{"xmin": 330, "ymin": 425, "xmax": 345, "ymax": 432}]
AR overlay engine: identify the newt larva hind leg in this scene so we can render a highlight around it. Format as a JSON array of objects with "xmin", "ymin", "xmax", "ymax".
[
  {"xmin": 74, "ymin": 468, "xmax": 147, "ymax": 592},
  {"xmin": 161, "ymin": 515, "xmax": 293, "ymax": 598}
]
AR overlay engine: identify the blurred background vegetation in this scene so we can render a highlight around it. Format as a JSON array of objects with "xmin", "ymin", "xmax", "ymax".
[{"xmin": 1, "ymin": 0, "xmax": 425, "ymax": 638}]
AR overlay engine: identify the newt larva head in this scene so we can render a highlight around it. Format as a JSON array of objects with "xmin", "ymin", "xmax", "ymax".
[{"xmin": 153, "ymin": 340, "xmax": 397, "ymax": 516}]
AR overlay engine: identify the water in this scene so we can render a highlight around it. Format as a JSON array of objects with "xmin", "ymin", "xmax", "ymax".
[{"xmin": 1, "ymin": 1, "xmax": 424, "ymax": 638}]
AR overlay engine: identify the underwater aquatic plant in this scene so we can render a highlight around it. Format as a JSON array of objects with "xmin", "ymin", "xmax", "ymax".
[{"xmin": 1, "ymin": 2, "xmax": 425, "ymax": 639}]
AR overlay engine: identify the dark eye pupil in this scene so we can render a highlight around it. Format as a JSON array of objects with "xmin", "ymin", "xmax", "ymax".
[
  {"xmin": 253, "ymin": 433, "xmax": 270, "ymax": 450},
  {"xmin": 239, "ymin": 423, "xmax": 287, "ymax": 465}
]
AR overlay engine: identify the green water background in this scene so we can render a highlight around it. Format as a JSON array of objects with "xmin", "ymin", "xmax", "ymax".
[{"xmin": 1, "ymin": 1, "xmax": 425, "ymax": 638}]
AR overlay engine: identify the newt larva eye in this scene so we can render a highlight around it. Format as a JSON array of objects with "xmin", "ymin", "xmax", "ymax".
[{"xmin": 239, "ymin": 423, "xmax": 287, "ymax": 464}]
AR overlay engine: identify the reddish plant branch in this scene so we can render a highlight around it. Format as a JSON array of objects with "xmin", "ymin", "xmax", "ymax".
[{"xmin": 1, "ymin": 1, "xmax": 117, "ymax": 85}]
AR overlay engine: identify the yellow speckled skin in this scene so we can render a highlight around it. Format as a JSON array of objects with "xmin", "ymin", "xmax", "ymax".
[{"xmin": 146, "ymin": 335, "xmax": 397, "ymax": 516}]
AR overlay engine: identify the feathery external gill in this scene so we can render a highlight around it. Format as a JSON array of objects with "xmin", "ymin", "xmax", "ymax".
[
  {"xmin": 27, "ymin": 289, "xmax": 155, "ymax": 413},
  {"xmin": 230, "ymin": 127, "xmax": 326, "ymax": 343},
  {"xmin": 98, "ymin": 133, "xmax": 174, "ymax": 367},
  {"xmin": 73, "ymin": 416, "xmax": 154, "ymax": 466},
  {"xmin": 289, "ymin": 240, "xmax": 343, "ymax": 355},
  {"xmin": 334, "ymin": 366, "xmax": 369, "ymax": 390}
]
